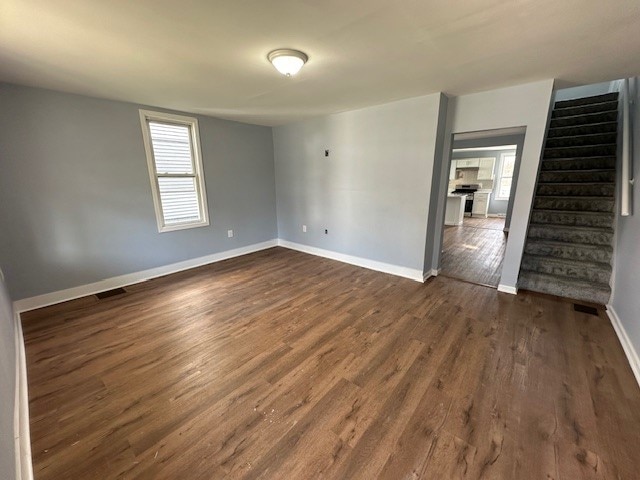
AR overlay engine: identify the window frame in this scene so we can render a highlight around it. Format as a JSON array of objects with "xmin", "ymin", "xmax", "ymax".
[
  {"xmin": 139, "ymin": 109, "xmax": 210, "ymax": 233},
  {"xmin": 495, "ymin": 151, "xmax": 516, "ymax": 201}
]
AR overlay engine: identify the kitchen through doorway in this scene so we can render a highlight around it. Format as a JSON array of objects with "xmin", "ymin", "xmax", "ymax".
[{"xmin": 439, "ymin": 134, "xmax": 523, "ymax": 287}]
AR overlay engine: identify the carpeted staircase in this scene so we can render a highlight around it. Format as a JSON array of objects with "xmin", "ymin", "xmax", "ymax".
[{"xmin": 519, "ymin": 92, "xmax": 618, "ymax": 305}]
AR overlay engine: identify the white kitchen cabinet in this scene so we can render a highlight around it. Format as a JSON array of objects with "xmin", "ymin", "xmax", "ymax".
[
  {"xmin": 472, "ymin": 192, "xmax": 490, "ymax": 217},
  {"xmin": 477, "ymin": 157, "xmax": 496, "ymax": 180},
  {"xmin": 456, "ymin": 158, "xmax": 479, "ymax": 168},
  {"xmin": 449, "ymin": 160, "xmax": 457, "ymax": 180}
]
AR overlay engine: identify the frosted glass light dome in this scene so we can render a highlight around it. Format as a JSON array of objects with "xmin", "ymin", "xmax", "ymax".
[{"xmin": 268, "ymin": 49, "xmax": 308, "ymax": 76}]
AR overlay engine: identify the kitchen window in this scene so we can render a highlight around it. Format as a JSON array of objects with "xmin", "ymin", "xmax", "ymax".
[
  {"xmin": 496, "ymin": 152, "xmax": 516, "ymax": 200},
  {"xmin": 139, "ymin": 110, "xmax": 209, "ymax": 232}
]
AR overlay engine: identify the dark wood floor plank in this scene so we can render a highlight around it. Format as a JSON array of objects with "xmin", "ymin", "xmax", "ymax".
[{"xmin": 22, "ymin": 247, "xmax": 640, "ymax": 479}]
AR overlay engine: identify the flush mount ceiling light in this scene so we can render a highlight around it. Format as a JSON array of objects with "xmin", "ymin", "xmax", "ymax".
[{"xmin": 267, "ymin": 49, "xmax": 308, "ymax": 77}]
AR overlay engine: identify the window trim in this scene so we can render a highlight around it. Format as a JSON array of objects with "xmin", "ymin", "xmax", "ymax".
[
  {"xmin": 139, "ymin": 110, "xmax": 210, "ymax": 233},
  {"xmin": 495, "ymin": 151, "xmax": 516, "ymax": 201}
]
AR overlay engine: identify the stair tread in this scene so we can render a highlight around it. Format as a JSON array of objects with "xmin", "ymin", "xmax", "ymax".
[
  {"xmin": 529, "ymin": 223, "xmax": 613, "ymax": 233},
  {"xmin": 537, "ymin": 181, "xmax": 615, "ymax": 185},
  {"xmin": 519, "ymin": 270, "xmax": 611, "ymax": 291},
  {"xmin": 544, "ymin": 143, "xmax": 618, "ymax": 150},
  {"xmin": 550, "ymin": 110, "xmax": 617, "ymax": 123},
  {"xmin": 543, "ymin": 155, "xmax": 616, "ymax": 161},
  {"xmin": 538, "ymin": 168, "xmax": 615, "ymax": 172},
  {"xmin": 534, "ymin": 194, "xmax": 614, "ymax": 199},
  {"xmin": 525, "ymin": 238, "xmax": 614, "ymax": 251},
  {"xmin": 548, "ymin": 121, "xmax": 618, "ymax": 132},
  {"xmin": 522, "ymin": 253, "xmax": 612, "ymax": 271},
  {"xmin": 554, "ymin": 99, "xmax": 618, "ymax": 111},
  {"xmin": 545, "ymin": 132, "xmax": 617, "ymax": 140},
  {"xmin": 531, "ymin": 209, "xmax": 614, "ymax": 216}
]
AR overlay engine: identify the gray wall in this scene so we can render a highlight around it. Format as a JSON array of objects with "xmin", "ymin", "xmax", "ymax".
[
  {"xmin": 611, "ymin": 76, "xmax": 640, "ymax": 370},
  {"xmin": 273, "ymin": 94, "xmax": 443, "ymax": 275},
  {"xmin": 0, "ymin": 83, "xmax": 277, "ymax": 300},
  {"xmin": 0, "ymin": 274, "xmax": 16, "ymax": 480},
  {"xmin": 430, "ymin": 80, "xmax": 555, "ymax": 288}
]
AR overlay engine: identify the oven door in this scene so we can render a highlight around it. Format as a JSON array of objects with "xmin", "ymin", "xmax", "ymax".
[{"xmin": 464, "ymin": 196, "xmax": 474, "ymax": 214}]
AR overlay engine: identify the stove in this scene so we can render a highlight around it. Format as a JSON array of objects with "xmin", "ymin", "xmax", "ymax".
[{"xmin": 450, "ymin": 184, "xmax": 481, "ymax": 215}]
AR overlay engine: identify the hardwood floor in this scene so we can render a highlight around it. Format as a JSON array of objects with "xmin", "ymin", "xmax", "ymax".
[
  {"xmin": 462, "ymin": 216, "xmax": 506, "ymax": 231},
  {"xmin": 22, "ymin": 247, "xmax": 640, "ymax": 479},
  {"xmin": 441, "ymin": 216, "xmax": 507, "ymax": 286}
]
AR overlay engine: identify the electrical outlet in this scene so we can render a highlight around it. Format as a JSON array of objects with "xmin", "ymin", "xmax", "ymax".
[
  {"xmin": 325, "ymin": 149, "xmax": 330, "ymax": 157},
  {"xmin": 302, "ymin": 225, "xmax": 307, "ymax": 233},
  {"xmin": 227, "ymin": 229, "xmax": 234, "ymax": 238},
  {"xmin": 324, "ymin": 229, "xmax": 328, "ymax": 234}
]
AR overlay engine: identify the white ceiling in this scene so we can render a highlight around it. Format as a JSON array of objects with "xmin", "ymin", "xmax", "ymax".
[{"xmin": 1, "ymin": 0, "xmax": 639, "ymax": 126}]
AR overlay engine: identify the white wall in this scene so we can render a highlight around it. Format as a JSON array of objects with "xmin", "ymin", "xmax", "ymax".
[
  {"xmin": 430, "ymin": 80, "xmax": 555, "ymax": 290},
  {"xmin": 610, "ymin": 76, "xmax": 640, "ymax": 384},
  {"xmin": 0, "ymin": 273, "xmax": 16, "ymax": 480},
  {"xmin": 273, "ymin": 94, "xmax": 444, "ymax": 279}
]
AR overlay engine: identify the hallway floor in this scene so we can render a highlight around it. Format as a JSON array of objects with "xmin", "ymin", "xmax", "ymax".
[{"xmin": 440, "ymin": 216, "xmax": 506, "ymax": 287}]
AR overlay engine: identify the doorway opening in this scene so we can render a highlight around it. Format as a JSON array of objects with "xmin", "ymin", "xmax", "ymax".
[{"xmin": 438, "ymin": 131, "xmax": 525, "ymax": 287}]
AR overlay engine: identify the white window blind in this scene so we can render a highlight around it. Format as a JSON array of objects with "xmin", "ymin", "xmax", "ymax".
[{"xmin": 140, "ymin": 111, "xmax": 209, "ymax": 232}]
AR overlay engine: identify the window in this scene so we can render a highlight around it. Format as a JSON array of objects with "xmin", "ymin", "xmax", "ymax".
[
  {"xmin": 139, "ymin": 110, "xmax": 209, "ymax": 232},
  {"xmin": 496, "ymin": 152, "xmax": 516, "ymax": 200}
]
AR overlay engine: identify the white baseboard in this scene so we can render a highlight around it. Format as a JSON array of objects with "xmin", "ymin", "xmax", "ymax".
[
  {"xmin": 497, "ymin": 284, "xmax": 518, "ymax": 295},
  {"xmin": 606, "ymin": 305, "xmax": 640, "ymax": 388},
  {"xmin": 13, "ymin": 239, "xmax": 278, "ymax": 313},
  {"xmin": 423, "ymin": 269, "xmax": 439, "ymax": 282},
  {"xmin": 14, "ymin": 312, "xmax": 33, "ymax": 480},
  {"xmin": 277, "ymin": 239, "xmax": 424, "ymax": 283}
]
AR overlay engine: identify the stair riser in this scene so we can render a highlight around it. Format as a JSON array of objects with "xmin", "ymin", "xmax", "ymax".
[
  {"xmin": 518, "ymin": 274, "xmax": 611, "ymax": 305},
  {"xmin": 544, "ymin": 145, "xmax": 617, "ymax": 159},
  {"xmin": 552, "ymin": 101, "xmax": 618, "ymax": 118},
  {"xmin": 533, "ymin": 197, "xmax": 614, "ymax": 212},
  {"xmin": 520, "ymin": 258, "xmax": 611, "ymax": 284},
  {"xmin": 547, "ymin": 122, "xmax": 617, "ymax": 138},
  {"xmin": 549, "ymin": 111, "xmax": 617, "ymax": 128},
  {"xmin": 538, "ymin": 170, "xmax": 616, "ymax": 182},
  {"xmin": 524, "ymin": 243, "xmax": 612, "ymax": 263},
  {"xmin": 530, "ymin": 211, "xmax": 614, "ymax": 228},
  {"xmin": 536, "ymin": 184, "xmax": 615, "ymax": 197},
  {"xmin": 554, "ymin": 93, "xmax": 618, "ymax": 109},
  {"xmin": 527, "ymin": 225, "xmax": 613, "ymax": 246},
  {"xmin": 545, "ymin": 133, "xmax": 617, "ymax": 149}
]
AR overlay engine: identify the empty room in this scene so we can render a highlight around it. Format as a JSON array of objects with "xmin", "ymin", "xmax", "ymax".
[{"xmin": 2, "ymin": 1, "xmax": 640, "ymax": 479}]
